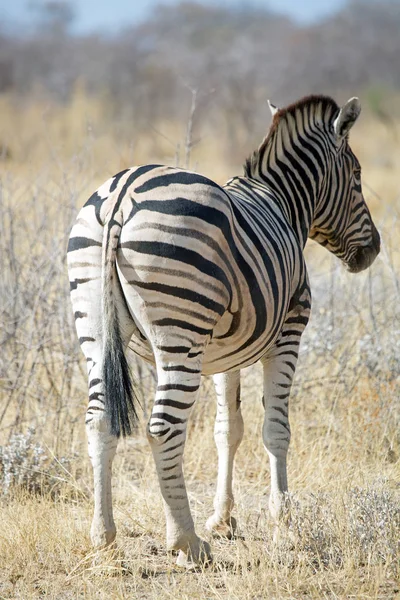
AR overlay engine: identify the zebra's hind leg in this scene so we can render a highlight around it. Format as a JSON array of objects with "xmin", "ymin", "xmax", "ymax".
[
  {"xmin": 70, "ymin": 316, "xmax": 119, "ymax": 549},
  {"xmin": 147, "ymin": 354, "xmax": 212, "ymax": 568},
  {"xmin": 206, "ymin": 372, "xmax": 243, "ymax": 539},
  {"xmin": 85, "ymin": 355, "xmax": 118, "ymax": 549},
  {"xmin": 73, "ymin": 307, "xmax": 136, "ymax": 549}
]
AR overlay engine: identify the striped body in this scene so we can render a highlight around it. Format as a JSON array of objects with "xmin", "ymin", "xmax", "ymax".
[
  {"xmin": 67, "ymin": 95, "xmax": 380, "ymax": 566},
  {"xmin": 69, "ymin": 166, "xmax": 307, "ymax": 376}
]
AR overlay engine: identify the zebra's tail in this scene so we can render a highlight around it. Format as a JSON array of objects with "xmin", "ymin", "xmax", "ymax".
[{"xmin": 102, "ymin": 212, "xmax": 137, "ymax": 438}]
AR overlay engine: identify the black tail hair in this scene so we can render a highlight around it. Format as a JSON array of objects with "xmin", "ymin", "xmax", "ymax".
[{"xmin": 102, "ymin": 218, "xmax": 137, "ymax": 437}]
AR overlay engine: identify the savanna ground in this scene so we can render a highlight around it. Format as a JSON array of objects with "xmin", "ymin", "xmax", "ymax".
[{"xmin": 0, "ymin": 91, "xmax": 399, "ymax": 599}]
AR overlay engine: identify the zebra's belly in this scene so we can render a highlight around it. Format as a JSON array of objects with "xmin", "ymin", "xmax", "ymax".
[
  {"xmin": 203, "ymin": 333, "xmax": 277, "ymax": 374},
  {"xmin": 127, "ymin": 317, "xmax": 281, "ymax": 376}
]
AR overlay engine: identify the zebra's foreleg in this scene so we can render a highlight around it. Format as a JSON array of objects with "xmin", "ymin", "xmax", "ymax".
[
  {"xmin": 261, "ymin": 352, "xmax": 298, "ymax": 528},
  {"xmin": 262, "ymin": 285, "xmax": 309, "ymax": 532},
  {"xmin": 147, "ymin": 359, "xmax": 212, "ymax": 568},
  {"xmin": 206, "ymin": 371, "xmax": 243, "ymax": 538}
]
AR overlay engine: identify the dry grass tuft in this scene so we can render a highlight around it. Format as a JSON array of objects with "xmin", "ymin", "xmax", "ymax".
[{"xmin": 0, "ymin": 427, "xmax": 79, "ymax": 497}]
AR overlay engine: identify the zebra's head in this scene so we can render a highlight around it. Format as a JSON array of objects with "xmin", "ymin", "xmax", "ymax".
[{"xmin": 307, "ymin": 97, "xmax": 380, "ymax": 273}]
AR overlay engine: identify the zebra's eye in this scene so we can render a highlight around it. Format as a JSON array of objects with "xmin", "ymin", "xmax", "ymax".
[{"xmin": 353, "ymin": 168, "xmax": 361, "ymax": 180}]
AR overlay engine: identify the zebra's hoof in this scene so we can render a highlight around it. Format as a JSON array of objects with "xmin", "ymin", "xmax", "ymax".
[
  {"xmin": 176, "ymin": 539, "xmax": 212, "ymax": 569},
  {"xmin": 90, "ymin": 523, "xmax": 117, "ymax": 549},
  {"xmin": 206, "ymin": 515, "xmax": 237, "ymax": 539}
]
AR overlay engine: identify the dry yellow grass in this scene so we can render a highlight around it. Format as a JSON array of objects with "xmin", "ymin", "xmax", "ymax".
[{"xmin": 0, "ymin": 91, "xmax": 399, "ymax": 599}]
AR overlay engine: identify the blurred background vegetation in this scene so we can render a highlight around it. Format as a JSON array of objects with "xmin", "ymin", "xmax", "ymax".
[{"xmin": 1, "ymin": 0, "xmax": 400, "ymax": 166}]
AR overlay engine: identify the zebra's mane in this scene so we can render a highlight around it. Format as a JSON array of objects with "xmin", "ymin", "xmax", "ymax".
[{"xmin": 244, "ymin": 94, "xmax": 340, "ymax": 177}]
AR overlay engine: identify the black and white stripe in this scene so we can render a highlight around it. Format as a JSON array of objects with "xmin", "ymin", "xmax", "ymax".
[{"xmin": 67, "ymin": 94, "xmax": 380, "ymax": 565}]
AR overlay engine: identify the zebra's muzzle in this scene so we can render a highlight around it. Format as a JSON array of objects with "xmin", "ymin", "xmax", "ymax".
[{"xmin": 346, "ymin": 225, "xmax": 381, "ymax": 273}]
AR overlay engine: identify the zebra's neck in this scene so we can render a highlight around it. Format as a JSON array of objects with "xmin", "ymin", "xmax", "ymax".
[{"xmin": 244, "ymin": 105, "xmax": 333, "ymax": 249}]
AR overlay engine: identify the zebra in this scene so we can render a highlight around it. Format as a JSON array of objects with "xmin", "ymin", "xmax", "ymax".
[{"xmin": 67, "ymin": 94, "xmax": 380, "ymax": 568}]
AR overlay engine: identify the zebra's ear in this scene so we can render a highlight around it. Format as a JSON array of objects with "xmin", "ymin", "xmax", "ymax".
[
  {"xmin": 268, "ymin": 100, "xmax": 279, "ymax": 117},
  {"xmin": 334, "ymin": 97, "xmax": 361, "ymax": 139}
]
